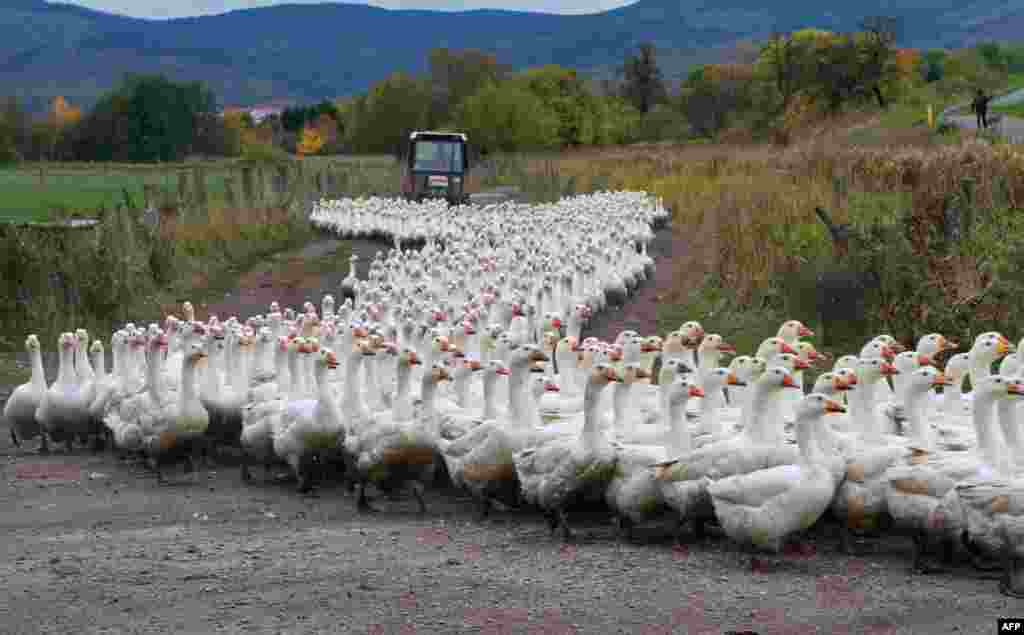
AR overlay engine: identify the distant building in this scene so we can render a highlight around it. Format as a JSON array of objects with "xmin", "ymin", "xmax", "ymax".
[{"xmin": 218, "ymin": 101, "xmax": 291, "ymax": 124}]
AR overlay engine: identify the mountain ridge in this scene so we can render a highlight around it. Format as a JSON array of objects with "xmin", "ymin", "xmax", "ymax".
[{"xmin": 5, "ymin": 1, "xmax": 1022, "ymax": 111}]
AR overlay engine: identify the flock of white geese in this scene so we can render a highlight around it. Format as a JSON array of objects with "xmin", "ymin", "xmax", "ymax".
[{"xmin": 4, "ymin": 192, "xmax": 1024, "ymax": 598}]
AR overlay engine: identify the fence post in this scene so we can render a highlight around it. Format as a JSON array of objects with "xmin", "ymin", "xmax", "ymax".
[
  {"xmin": 241, "ymin": 166, "xmax": 255, "ymax": 208},
  {"xmin": 177, "ymin": 171, "xmax": 190, "ymax": 210},
  {"xmin": 193, "ymin": 166, "xmax": 209, "ymax": 223},
  {"xmin": 223, "ymin": 175, "xmax": 238, "ymax": 209}
]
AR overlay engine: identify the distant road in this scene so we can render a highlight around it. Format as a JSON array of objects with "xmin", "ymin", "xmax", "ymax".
[{"xmin": 942, "ymin": 87, "xmax": 1024, "ymax": 141}]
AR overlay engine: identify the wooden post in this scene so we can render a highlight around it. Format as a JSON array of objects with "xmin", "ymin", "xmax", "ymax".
[
  {"xmin": 223, "ymin": 175, "xmax": 238, "ymax": 209},
  {"xmin": 177, "ymin": 171, "xmax": 190, "ymax": 208},
  {"xmin": 193, "ymin": 166, "xmax": 208, "ymax": 223},
  {"xmin": 241, "ymin": 166, "xmax": 255, "ymax": 208}
]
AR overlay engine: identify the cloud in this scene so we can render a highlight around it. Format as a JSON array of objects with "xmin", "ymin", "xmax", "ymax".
[{"xmin": 50, "ymin": 0, "xmax": 633, "ymax": 19}]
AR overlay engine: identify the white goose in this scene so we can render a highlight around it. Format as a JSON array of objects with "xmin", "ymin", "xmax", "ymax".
[
  {"xmin": 4, "ymin": 334, "xmax": 48, "ymax": 452},
  {"xmin": 513, "ymin": 363, "xmax": 621, "ymax": 541},
  {"xmin": 272, "ymin": 347, "xmax": 345, "ymax": 493},
  {"xmin": 708, "ymin": 393, "xmax": 845, "ymax": 560},
  {"xmin": 650, "ymin": 367, "xmax": 802, "ymax": 542},
  {"xmin": 35, "ymin": 332, "xmax": 93, "ymax": 453},
  {"xmin": 138, "ymin": 345, "xmax": 210, "ymax": 484},
  {"xmin": 886, "ymin": 374, "xmax": 1022, "ymax": 574},
  {"xmin": 606, "ymin": 378, "xmax": 705, "ymax": 540}
]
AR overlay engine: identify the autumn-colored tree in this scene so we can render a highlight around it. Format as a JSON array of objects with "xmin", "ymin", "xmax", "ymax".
[
  {"xmin": 51, "ymin": 96, "xmax": 82, "ymax": 128},
  {"xmin": 312, "ymin": 112, "xmax": 338, "ymax": 149},
  {"xmin": 45, "ymin": 96, "xmax": 82, "ymax": 159},
  {"xmin": 894, "ymin": 48, "xmax": 922, "ymax": 79},
  {"xmin": 296, "ymin": 123, "xmax": 324, "ymax": 155}
]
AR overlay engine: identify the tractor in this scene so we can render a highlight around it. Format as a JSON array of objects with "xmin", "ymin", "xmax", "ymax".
[{"xmin": 400, "ymin": 131, "xmax": 473, "ymax": 206}]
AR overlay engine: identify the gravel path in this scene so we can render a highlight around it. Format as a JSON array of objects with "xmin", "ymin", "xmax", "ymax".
[
  {"xmin": 0, "ymin": 442, "xmax": 1017, "ymax": 634},
  {"xmin": 1, "ymin": 201, "xmax": 1016, "ymax": 634}
]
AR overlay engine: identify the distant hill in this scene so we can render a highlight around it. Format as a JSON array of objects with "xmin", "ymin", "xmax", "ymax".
[{"xmin": 3, "ymin": 0, "xmax": 1022, "ymax": 111}]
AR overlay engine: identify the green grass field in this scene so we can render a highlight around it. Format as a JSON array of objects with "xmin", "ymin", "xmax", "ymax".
[{"xmin": 0, "ymin": 155, "xmax": 396, "ymax": 223}]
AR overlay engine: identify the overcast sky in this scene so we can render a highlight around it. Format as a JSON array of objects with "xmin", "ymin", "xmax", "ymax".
[{"xmin": 50, "ymin": 0, "xmax": 634, "ymax": 18}]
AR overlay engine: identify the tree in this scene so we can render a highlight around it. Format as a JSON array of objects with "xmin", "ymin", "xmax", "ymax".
[
  {"xmin": 0, "ymin": 97, "xmax": 28, "ymax": 163},
  {"xmin": 621, "ymin": 42, "xmax": 666, "ymax": 115},
  {"xmin": 296, "ymin": 123, "xmax": 324, "ymax": 155},
  {"xmin": 427, "ymin": 48, "xmax": 510, "ymax": 128},
  {"xmin": 858, "ymin": 16, "xmax": 900, "ymax": 108},
  {"xmin": 758, "ymin": 32, "xmax": 811, "ymax": 112},
  {"xmin": 45, "ymin": 96, "xmax": 82, "ymax": 160},
  {"xmin": 455, "ymin": 81, "xmax": 560, "ymax": 153},
  {"xmin": 346, "ymin": 73, "xmax": 430, "ymax": 155},
  {"xmin": 69, "ymin": 74, "xmax": 217, "ymax": 161}
]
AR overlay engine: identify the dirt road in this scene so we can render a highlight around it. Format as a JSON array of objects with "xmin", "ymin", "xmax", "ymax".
[{"xmin": 2, "ymin": 442, "xmax": 1018, "ymax": 635}]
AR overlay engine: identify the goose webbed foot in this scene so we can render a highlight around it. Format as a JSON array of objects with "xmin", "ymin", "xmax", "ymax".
[
  {"xmin": 357, "ymin": 483, "xmax": 380, "ymax": 513},
  {"xmin": 1000, "ymin": 551, "xmax": 1024, "ymax": 598},
  {"xmin": 556, "ymin": 508, "xmax": 573, "ymax": 543},
  {"xmin": 911, "ymin": 531, "xmax": 946, "ymax": 575},
  {"xmin": 961, "ymin": 530, "xmax": 1002, "ymax": 575},
  {"xmin": 614, "ymin": 515, "xmax": 634, "ymax": 543},
  {"xmin": 476, "ymin": 497, "xmax": 491, "ymax": 522},
  {"xmin": 839, "ymin": 523, "xmax": 859, "ymax": 556},
  {"xmin": 411, "ymin": 481, "xmax": 428, "ymax": 514}
]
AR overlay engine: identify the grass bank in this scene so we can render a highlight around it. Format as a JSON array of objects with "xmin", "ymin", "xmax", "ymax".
[
  {"xmin": 523, "ymin": 131, "xmax": 1024, "ymax": 360},
  {"xmin": 0, "ymin": 155, "xmax": 402, "ymax": 353},
  {"xmin": 0, "ymin": 155, "xmax": 396, "ymax": 223}
]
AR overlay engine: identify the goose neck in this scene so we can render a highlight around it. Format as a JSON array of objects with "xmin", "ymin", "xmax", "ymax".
[
  {"xmin": 852, "ymin": 375, "xmax": 880, "ymax": 439},
  {"xmin": 904, "ymin": 390, "xmax": 931, "ymax": 449},
  {"xmin": 997, "ymin": 399, "xmax": 1021, "ymax": 473},
  {"xmin": 744, "ymin": 384, "xmax": 783, "ymax": 444},
  {"xmin": 507, "ymin": 365, "xmax": 528, "ymax": 423},
  {"xmin": 30, "ymin": 348, "xmax": 46, "ymax": 391},
  {"xmin": 581, "ymin": 381, "xmax": 604, "ymax": 451},
  {"xmin": 972, "ymin": 395, "xmax": 1001, "ymax": 467}
]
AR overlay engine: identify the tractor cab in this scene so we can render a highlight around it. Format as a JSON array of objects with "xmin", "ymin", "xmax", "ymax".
[{"xmin": 401, "ymin": 131, "xmax": 471, "ymax": 205}]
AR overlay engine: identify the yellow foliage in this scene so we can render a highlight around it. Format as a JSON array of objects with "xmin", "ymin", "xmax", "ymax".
[
  {"xmin": 296, "ymin": 124, "xmax": 325, "ymax": 156},
  {"xmin": 50, "ymin": 96, "xmax": 81, "ymax": 129},
  {"xmin": 703, "ymin": 63, "xmax": 757, "ymax": 82},
  {"xmin": 222, "ymin": 110, "xmax": 251, "ymax": 131},
  {"xmin": 894, "ymin": 48, "xmax": 922, "ymax": 78}
]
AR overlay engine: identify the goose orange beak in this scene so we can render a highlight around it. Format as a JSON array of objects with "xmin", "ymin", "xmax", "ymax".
[
  {"xmin": 689, "ymin": 385, "xmax": 705, "ymax": 398},
  {"xmin": 635, "ymin": 368, "xmax": 652, "ymax": 380},
  {"xmin": 834, "ymin": 377, "xmax": 852, "ymax": 391},
  {"xmin": 718, "ymin": 342, "xmax": 736, "ymax": 354},
  {"xmin": 844, "ymin": 373, "xmax": 859, "ymax": 386},
  {"xmin": 932, "ymin": 372, "xmax": 952, "ymax": 386},
  {"xmin": 551, "ymin": 318, "xmax": 562, "ymax": 330},
  {"xmin": 825, "ymin": 399, "xmax": 846, "ymax": 414},
  {"xmin": 1008, "ymin": 382, "xmax": 1024, "ymax": 396},
  {"xmin": 782, "ymin": 374, "xmax": 799, "ymax": 389},
  {"xmin": 604, "ymin": 368, "xmax": 620, "ymax": 382},
  {"xmin": 881, "ymin": 346, "xmax": 895, "ymax": 361},
  {"xmin": 917, "ymin": 353, "xmax": 933, "ymax": 366},
  {"xmin": 780, "ymin": 341, "xmax": 797, "ymax": 355},
  {"xmin": 496, "ymin": 366, "xmax": 511, "ymax": 376},
  {"xmin": 794, "ymin": 358, "xmax": 812, "ymax": 370},
  {"xmin": 880, "ymin": 362, "xmax": 899, "ymax": 376},
  {"xmin": 798, "ymin": 325, "xmax": 814, "ymax": 337},
  {"xmin": 545, "ymin": 382, "xmax": 560, "ymax": 393},
  {"xmin": 726, "ymin": 372, "xmax": 745, "ymax": 387}
]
